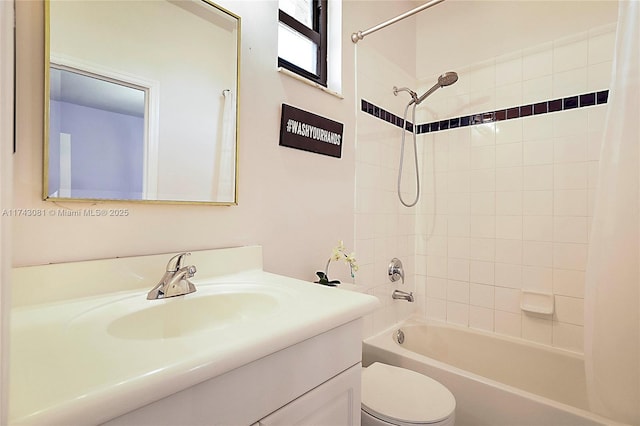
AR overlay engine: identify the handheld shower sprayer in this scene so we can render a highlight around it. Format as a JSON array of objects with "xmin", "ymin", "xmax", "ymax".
[
  {"xmin": 411, "ymin": 72, "xmax": 459, "ymax": 106},
  {"xmin": 393, "ymin": 71, "xmax": 458, "ymax": 207}
]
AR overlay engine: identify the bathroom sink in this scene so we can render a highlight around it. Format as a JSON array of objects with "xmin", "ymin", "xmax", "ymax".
[
  {"xmin": 67, "ymin": 283, "xmax": 284, "ymax": 340},
  {"xmin": 109, "ymin": 291, "xmax": 279, "ymax": 339}
]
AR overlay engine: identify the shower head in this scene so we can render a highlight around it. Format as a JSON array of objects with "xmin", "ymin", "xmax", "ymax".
[
  {"xmin": 413, "ymin": 71, "xmax": 458, "ymax": 106},
  {"xmin": 438, "ymin": 71, "xmax": 458, "ymax": 87}
]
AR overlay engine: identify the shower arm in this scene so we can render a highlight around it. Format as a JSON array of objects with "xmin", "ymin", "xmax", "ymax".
[{"xmin": 351, "ymin": 0, "xmax": 446, "ymax": 43}]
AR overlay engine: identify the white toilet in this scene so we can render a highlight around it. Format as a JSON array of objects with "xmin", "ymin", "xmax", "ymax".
[{"xmin": 361, "ymin": 362, "xmax": 456, "ymax": 426}]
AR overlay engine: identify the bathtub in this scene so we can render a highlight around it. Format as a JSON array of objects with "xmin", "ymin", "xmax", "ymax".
[{"xmin": 362, "ymin": 318, "xmax": 623, "ymax": 426}]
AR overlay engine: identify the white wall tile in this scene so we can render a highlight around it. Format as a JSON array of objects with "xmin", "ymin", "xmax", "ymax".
[
  {"xmin": 427, "ymin": 255, "xmax": 448, "ymax": 278},
  {"xmin": 447, "ymin": 258, "xmax": 470, "ymax": 281},
  {"xmin": 553, "ymin": 269, "xmax": 585, "ymax": 298},
  {"xmin": 495, "ymin": 310, "xmax": 522, "ymax": 338},
  {"xmin": 495, "ymin": 215, "xmax": 522, "ymax": 239},
  {"xmin": 523, "ymin": 241, "xmax": 553, "ymax": 267},
  {"xmin": 553, "ymin": 216, "xmax": 588, "ymax": 243},
  {"xmin": 523, "ymin": 215, "xmax": 553, "ymax": 241},
  {"xmin": 553, "ymin": 68, "xmax": 588, "ymax": 98},
  {"xmin": 448, "ymin": 171, "xmax": 470, "ymax": 193},
  {"xmin": 588, "ymin": 29, "xmax": 615, "ymax": 64},
  {"xmin": 426, "ymin": 297, "xmax": 447, "ymax": 321},
  {"xmin": 523, "ymin": 165, "xmax": 553, "ymax": 190},
  {"xmin": 470, "ymin": 192, "xmax": 495, "ymax": 215},
  {"xmin": 448, "ymin": 147, "xmax": 471, "ymax": 171},
  {"xmin": 469, "ymin": 169, "xmax": 495, "ymax": 192},
  {"xmin": 587, "ymin": 105, "xmax": 608, "ymax": 133},
  {"xmin": 469, "ymin": 238, "xmax": 495, "ymax": 262},
  {"xmin": 553, "ymin": 321, "xmax": 584, "ymax": 352},
  {"xmin": 470, "ymin": 283, "xmax": 495, "ymax": 308},
  {"xmin": 554, "ymin": 162, "xmax": 588, "ymax": 190},
  {"xmin": 522, "ymin": 266, "xmax": 553, "ymax": 293},
  {"xmin": 448, "ymin": 236, "xmax": 470, "ymax": 259},
  {"xmin": 523, "ymin": 191, "xmax": 553, "ymax": 215},
  {"xmin": 496, "ymin": 56, "xmax": 523, "ymax": 86},
  {"xmin": 448, "ymin": 215, "xmax": 470, "ymax": 237},
  {"xmin": 496, "ymin": 191, "xmax": 523, "ymax": 215},
  {"xmin": 495, "ymin": 143, "xmax": 523, "ymax": 167},
  {"xmin": 447, "ymin": 301, "xmax": 469, "ymax": 326},
  {"xmin": 553, "ymin": 242, "xmax": 588, "ymax": 271},
  {"xmin": 495, "ymin": 286, "xmax": 521, "ymax": 313},
  {"xmin": 554, "ymin": 36, "xmax": 588, "ymax": 73},
  {"xmin": 554, "ymin": 190, "xmax": 588, "ymax": 216},
  {"xmin": 470, "ymin": 145, "xmax": 496, "ymax": 169},
  {"xmin": 495, "ymin": 263, "xmax": 522, "ymax": 289},
  {"xmin": 495, "ymin": 238, "xmax": 522, "ymax": 264},
  {"xmin": 470, "ymin": 260, "xmax": 495, "ymax": 285},
  {"xmin": 587, "ymin": 132, "xmax": 603, "ymax": 162},
  {"xmin": 468, "ymin": 89, "xmax": 495, "ymax": 113},
  {"xmin": 496, "ymin": 120, "xmax": 523, "ymax": 145},
  {"xmin": 470, "ymin": 123, "xmax": 496, "ymax": 147},
  {"xmin": 468, "ymin": 61, "xmax": 496, "ymax": 88},
  {"xmin": 553, "ymin": 109, "xmax": 588, "ymax": 138},
  {"xmin": 523, "ymin": 45, "xmax": 553, "ymax": 80},
  {"xmin": 447, "ymin": 194, "xmax": 470, "ymax": 215},
  {"xmin": 495, "ymin": 82, "xmax": 522, "ymax": 110},
  {"xmin": 415, "ymin": 254, "xmax": 428, "ymax": 275},
  {"xmin": 427, "ymin": 276, "xmax": 448, "ymax": 299},
  {"xmin": 554, "ymin": 135, "xmax": 588, "ymax": 163},
  {"xmin": 522, "ymin": 315, "xmax": 553, "ymax": 346},
  {"xmin": 522, "ymin": 76, "xmax": 553, "ymax": 104},
  {"xmin": 495, "ymin": 167, "xmax": 523, "ymax": 191},
  {"xmin": 523, "ymin": 140, "xmax": 554, "ymax": 165},
  {"xmin": 555, "ymin": 295, "xmax": 584, "ymax": 326},
  {"xmin": 470, "ymin": 306, "xmax": 494, "ymax": 332},
  {"xmin": 447, "ymin": 280, "xmax": 470, "ymax": 304},
  {"xmin": 588, "ymin": 61, "xmax": 613, "ymax": 91},
  {"xmin": 470, "ymin": 215, "xmax": 496, "ymax": 239},
  {"xmin": 522, "ymin": 115, "xmax": 553, "ymax": 141}
]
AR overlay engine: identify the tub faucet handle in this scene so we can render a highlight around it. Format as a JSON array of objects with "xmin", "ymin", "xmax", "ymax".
[{"xmin": 388, "ymin": 258, "xmax": 404, "ymax": 284}]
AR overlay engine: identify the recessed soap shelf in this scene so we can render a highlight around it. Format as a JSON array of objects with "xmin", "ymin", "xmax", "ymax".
[{"xmin": 520, "ymin": 290, "xmax": 554, "ymax": 315}]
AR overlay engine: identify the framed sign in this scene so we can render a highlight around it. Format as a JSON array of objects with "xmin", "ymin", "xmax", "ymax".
[{"xmin": 279, "ymin": 104, "xmax": 344, "ymax": 158}]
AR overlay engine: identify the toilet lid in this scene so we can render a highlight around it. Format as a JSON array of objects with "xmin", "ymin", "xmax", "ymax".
[{"xmin": 362, "ymin": 363, "xmax": 456, "ymax": 425}]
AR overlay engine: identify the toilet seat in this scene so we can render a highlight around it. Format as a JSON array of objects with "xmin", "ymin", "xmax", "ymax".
[{"xmin": 361, "ymin": 363, "xmax": 456, "ymax": 425}]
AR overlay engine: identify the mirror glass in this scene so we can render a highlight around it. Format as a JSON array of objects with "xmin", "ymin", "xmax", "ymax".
[{"xmin": 45, "ymin": 0, "xmax": 240, "ymax": 204}]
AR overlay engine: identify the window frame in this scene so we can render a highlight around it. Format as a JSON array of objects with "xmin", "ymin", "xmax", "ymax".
[{"xmin": 278, "ymin": 0, "xmax": 327, "ymax": 87}]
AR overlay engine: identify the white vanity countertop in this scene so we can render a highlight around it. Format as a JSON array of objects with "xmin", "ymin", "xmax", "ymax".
[{"xmin": 10, "ymin": 247, "xmax": 379, "ymax": 425}]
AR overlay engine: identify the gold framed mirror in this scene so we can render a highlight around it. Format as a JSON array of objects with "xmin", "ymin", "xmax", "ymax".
[{"xmin": 44, "ymin": 0, "xmax": 240, "ymax": 205}]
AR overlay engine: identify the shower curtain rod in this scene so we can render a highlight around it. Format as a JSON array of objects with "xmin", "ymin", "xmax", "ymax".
[{"xmin": 351, "ymin": 0, "xmax": 446, "ymax": 43}]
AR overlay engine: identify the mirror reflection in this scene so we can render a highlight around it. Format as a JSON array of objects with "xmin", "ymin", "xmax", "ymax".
[{"xmin": 45, "ymin": 0, "xmax": 240, "ymax": 204}]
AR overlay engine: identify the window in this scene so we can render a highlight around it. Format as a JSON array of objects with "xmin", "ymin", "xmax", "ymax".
[{"xmin": 278, "ymin": 0, "xmax": 327, "ymax": 87}]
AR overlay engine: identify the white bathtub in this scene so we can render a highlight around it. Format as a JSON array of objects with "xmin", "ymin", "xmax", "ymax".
[{"xmin": 362, "ymin": 319, "xmax": 623, "ymax": 426}]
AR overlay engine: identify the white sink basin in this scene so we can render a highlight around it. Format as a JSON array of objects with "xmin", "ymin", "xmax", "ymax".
[{"xmin": 67, "ymin": 283, "xmax": 286, "ymax": 340}]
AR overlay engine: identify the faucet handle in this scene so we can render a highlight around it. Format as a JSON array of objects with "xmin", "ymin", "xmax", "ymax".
[
  {"xmin": 388, "ymin": 258, "xmax": 405, "ymax": 284},
  {"xmin": 166, "ymin": 252, "xmax": 191, "ymax": 272},
  {"xmin": 186, "ymin": 265, "xmax": 197, "ymax": 278}
]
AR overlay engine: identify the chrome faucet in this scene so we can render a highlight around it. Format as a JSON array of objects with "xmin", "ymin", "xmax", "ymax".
[
  {"xmin": 388, "ymin": 258, "xmax": 405, "ymax": 284},
  {"xmin": 147, "ymin": 252, "xmax": 197, "ymax": 300},
  {"xmin": 392, "ymin": 289, "xmax": 414, "ymax": 302}
]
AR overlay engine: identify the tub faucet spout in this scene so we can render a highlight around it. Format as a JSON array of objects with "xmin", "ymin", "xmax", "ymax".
[
  {"xmin": 392, "ymin": 289, "xmax": 414, "ymax": 302},
  {"xmin": 147, "ymin": 252, "xmax": 197, "ymax": 300}
]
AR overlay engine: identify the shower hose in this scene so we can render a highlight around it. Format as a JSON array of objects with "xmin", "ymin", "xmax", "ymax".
[{"xmin": 397, "ymin": 101, "xmax": 420, "ymax": 207}]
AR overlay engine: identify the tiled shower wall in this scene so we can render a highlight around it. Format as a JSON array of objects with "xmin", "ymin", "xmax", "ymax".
[
  {"xmin": 412, "ymin": 25, "xmax": 616, "ymax": 353},
  {"xmin": 355, "ymin": 46, "xmax": 418, "ymax": 338}
]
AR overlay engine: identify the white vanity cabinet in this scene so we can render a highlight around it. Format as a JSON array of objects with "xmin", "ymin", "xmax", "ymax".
[
  {"xmin": 256, "ymin": 363, "xmax": 361, "ymax": 426},
  {"xmin": 102, "ymin": 319, "xmax": 363, "ymax": 426},
  {"xmin": 11, "ymin": 247, "xmax": 378, "ymax": 425}
]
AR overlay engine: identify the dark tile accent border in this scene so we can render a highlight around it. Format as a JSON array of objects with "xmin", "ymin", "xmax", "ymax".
[{"xmin": 361, "ymin": 90, "xmax": 609, "ymax": 134}]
